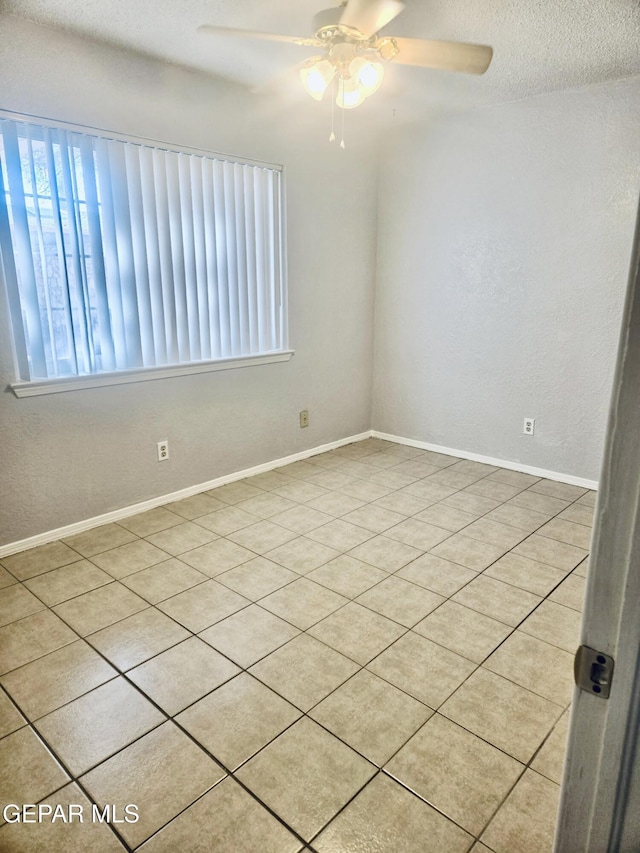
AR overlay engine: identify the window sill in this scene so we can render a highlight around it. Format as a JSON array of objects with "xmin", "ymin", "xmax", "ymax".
[{"xmin": 10, "ymin": 350, "xmax": 295, "ymax": 397}]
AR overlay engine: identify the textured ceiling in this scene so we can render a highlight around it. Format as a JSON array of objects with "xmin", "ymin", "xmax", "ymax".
[{"xmin": 2, "ymin": 0, "xmax": 640, "ymax": 119}]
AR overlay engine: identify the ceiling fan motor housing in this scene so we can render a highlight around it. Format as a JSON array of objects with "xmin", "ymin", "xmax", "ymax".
[{"xmin": 313, "ymin": 7, "xmax": 371, "ymax": 42}]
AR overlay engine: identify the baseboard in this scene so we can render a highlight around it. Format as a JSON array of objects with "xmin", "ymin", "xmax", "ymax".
[
  {"xmin": 371, "ymin": 431, "xmax": 599, "ymax": 491},
  {"xmin": 1, "ymin": 428, "xmax": 598, "ymax": 559},
  {"xmin": 0, "ymin": 431, "xmax": 371, "ymax": 559}
]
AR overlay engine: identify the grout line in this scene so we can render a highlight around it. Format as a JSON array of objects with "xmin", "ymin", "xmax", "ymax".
[
  {"xmin": 0, "ymin": 438, "xmax": 592, "ymax": 848},
  {"xmin": 10, "ymin": 720, "xmax": 142, "ymax": 853},
  {"xmin": 143, "ymin": 710, "xmax": 312, "ymax": 850},
  {"xmin": 0, "ymin": 445, "xmax": 585, "ymax": 709},
  {"xmin": 4, "ymin": 635, "xmax": 309, "ymax": 848}
]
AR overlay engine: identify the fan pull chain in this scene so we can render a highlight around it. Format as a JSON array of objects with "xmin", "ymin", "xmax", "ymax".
[
  {"xmin": 329, "ymin": 77, "xmax": 335, "ymax": 142},
  {"xmin": 340, "ymin": 79, "xmax": 346, "ymax": 149}
]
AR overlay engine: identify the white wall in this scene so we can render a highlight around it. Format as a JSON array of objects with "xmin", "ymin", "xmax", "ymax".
[
  {"xmin": 372, "ymin": 77, "xmax": 640, "ymax": 481},
  {"xmin": 2, "ymin": 13, "xmax": 638, "ymax": 546},
  {"xmin": 0, "ymin": 15, "xmax": 379, "ymax": 545}
]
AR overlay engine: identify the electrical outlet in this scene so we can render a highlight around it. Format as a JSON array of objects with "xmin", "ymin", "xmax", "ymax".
[
  {"xmin": 157, "ymin": 440, "xmax": 169, "ymax": 461},
  {"xmin": 523, "ymin": 418, "xmax": 535, "ymax": 436},
  {"xmin": 299, "ymin": 410, "xmax": 309, "ymax": 428}
]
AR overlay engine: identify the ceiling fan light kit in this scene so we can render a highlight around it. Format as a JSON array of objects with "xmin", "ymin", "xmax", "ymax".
[
  {"xmin": 198, "ymin": 0, "xmax": 493, "ymax": 144},
  {"xmin": 299, "ymin": 45, "xmax": 385, "ymax": 108},
  {"xmin": 300, "ymin": 56, "xmax": 335, "ymax": 100}
]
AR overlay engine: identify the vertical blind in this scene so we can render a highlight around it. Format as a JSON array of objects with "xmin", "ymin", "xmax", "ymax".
[{"xmin": 0, "ymin": 116, "xmax": 285, "ymax": 382}]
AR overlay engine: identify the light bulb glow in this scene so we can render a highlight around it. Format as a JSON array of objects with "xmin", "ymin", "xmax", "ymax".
[
  {"xmin": 350, "ymin": 56, "xmax": 384, "ymax": 97},
  {"xmin": 336, "ymin": 77, "xmax": 365, "ymax": 110},
  {"xmin": 300, "ymin": 57, "xmax": 336, "ymax": 101}
]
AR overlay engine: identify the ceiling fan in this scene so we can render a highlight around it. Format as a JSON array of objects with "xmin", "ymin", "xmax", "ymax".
[{"xmin": 198, "ymin": 0, "xmax": 493, "ymax": 113}]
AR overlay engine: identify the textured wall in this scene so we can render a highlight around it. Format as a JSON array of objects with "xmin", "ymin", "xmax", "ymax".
[
  {"xmin": 372, "ymin": 77, "xmax": 640, "ymax": 481},
  {"xmin": 0, "ymin": 16, "xmax": 378, "ymax": 545},
  {"xmin": 2, "ymin": 13, "xmax": 639, "ymax": 545}
]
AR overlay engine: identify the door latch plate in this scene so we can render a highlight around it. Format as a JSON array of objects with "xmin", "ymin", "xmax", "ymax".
[{"xmin": 574, "ymin": 645, "xmax": 614, "ymax": 699}]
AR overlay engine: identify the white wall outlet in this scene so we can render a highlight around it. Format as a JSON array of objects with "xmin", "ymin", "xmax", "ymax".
[
  {"xmin": 523, "ymin": 418, "xmax": 535, "ymax": 436},
  {"xmin": 299, "ymin": 410, "xmax": 309, "ymax": 428},
  {"xmin": 157, "ymin": 440, "xmax": 169, "ymax": 461}
]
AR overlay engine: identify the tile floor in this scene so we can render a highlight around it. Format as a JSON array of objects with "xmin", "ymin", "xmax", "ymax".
[{"xmin": 0, "ymin": 438, "xmax": 593, "ymax": 852}]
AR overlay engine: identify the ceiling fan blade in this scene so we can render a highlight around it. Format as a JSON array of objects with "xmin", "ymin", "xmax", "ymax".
[
  {"xmin": 197, "ymin": 25, "xmax": 320, "ymax": 47},
  {"xmin": 387, "ymin": 37, "xmax": 493, "ymax": 74},
  {"xmin": 339, "ymin": 0, "xmax": 405, "ymax": 38}
]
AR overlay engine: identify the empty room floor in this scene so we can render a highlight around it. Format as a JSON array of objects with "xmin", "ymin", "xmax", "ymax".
[{"xmin": 0, "ymin": 438, "xmax": 592, "ymax": 852}]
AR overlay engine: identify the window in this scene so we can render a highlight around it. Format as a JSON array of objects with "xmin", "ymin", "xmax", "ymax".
[{"xmin": 0, "ymin": 114, "xmax": 289, "ymax": 395}]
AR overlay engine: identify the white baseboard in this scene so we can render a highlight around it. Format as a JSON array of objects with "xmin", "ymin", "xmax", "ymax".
[
  {"xmin": 371, "ymin": 431, "xmax": 599, "ymax": 490},
  {"xmin": 1, "ymin": 428, "xmax": 597, "ymax": 559},
  {"xmin": 0, "ymin": 431, "xmax": 371, "ymax": 559}
]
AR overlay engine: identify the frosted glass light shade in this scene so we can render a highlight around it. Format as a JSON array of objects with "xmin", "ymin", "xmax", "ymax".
[
  {"xmin": 300, "ymin": 57, "xmax": 336, "ymax": 100},
  {"xmin": 350, "ymin": 56, "xmax": 384, "ymax": 96},
  {"xmin": 336, "ymin": 77, "xmax": 365, "ymax": 109}
]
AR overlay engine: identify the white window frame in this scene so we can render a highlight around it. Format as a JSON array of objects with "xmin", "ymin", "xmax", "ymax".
[{"xmin": 0, "ymin": 110, "xmax": 292, "ymax": 397}]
